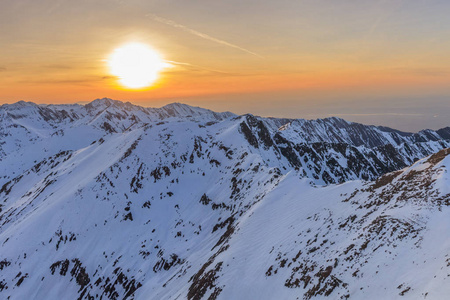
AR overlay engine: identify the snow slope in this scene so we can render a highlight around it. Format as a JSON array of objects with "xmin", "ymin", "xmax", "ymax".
[{"xmin": 0, "ymin": 99, "xmax": 449, "ymax": 299}]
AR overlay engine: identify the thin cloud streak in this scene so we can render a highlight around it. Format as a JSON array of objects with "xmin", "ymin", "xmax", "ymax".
[
  {"xmin": 387, "ymin": 67, "xmax": 450, "ymax": 77},
  {"xmin": 368, "ymin": 0, "xmax": 405, "ymax": 35},
  {"xmin": 18, "ymin": 76, "xmax": 112, "ymax": 86},
  {"xmin": 146, "ymin": 14, "xmax": 263, "ymax": 58},
  {"xmin": 164, "ymin": 60, "xmax": 237, "ymax": 75}
]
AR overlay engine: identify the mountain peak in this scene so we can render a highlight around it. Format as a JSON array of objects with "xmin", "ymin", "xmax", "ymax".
[
  {"xmin": 162, "ymin": 102, "xmax": 189, "ymax": 108},
  {"xmin": 1, "ymin": 100, "xmax": 38, "ymax": 110},
  {"xmin": 84, "ymin": 98, "xmax": 144, "ymax": 114},
  {"xmin": 86, "ymin": 97, "xmax": 118, "ymax": 108},
  {"xmin": 161, "ymin": 102, "xmax": 211, "ymax": 112},
  {"xmin": 158, "ymin": 102, "xmax": 236, "ymax": 120}
]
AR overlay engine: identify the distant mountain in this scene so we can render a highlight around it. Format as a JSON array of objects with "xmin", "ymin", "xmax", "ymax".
[
  {"xmin": 1, "ymin": 98, "xmax": 449, "ymax": 186},
  {"xmin": 0, "ymin": 99, "xmax": 449, "ymax": 299}
]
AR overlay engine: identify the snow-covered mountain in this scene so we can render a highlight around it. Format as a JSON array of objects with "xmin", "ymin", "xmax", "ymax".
[
  {"xmin": 0, "ymin": 98, "xmax": 449, "ymax": 299},
  {"xmin": 1, "ymin": 98, "xmax": 449, "ymax": 186}
]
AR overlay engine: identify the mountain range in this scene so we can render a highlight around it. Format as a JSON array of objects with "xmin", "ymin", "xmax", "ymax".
[{"xmin": 0, "ymin": 98, "xmax": 449, "ymax": 299}]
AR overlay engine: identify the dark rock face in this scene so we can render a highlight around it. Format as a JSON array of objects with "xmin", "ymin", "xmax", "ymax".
[
  {"xmin": 188, "ymin": 261, "xmax": 223, "ymax": 300},
  {"xmin": 239, "ymin": 121, "xmax": 259, "ymax": 148},
  {"xmin": 235, "ymin": 115, "xmax": 450, "ymax": 184},
  {"xmin": 436, "ymin": 127, "xmax": 450, "ymax": 139},
  {"xmin": 49, "ymin": 258, "xmax": 142, "ymax": 300}
]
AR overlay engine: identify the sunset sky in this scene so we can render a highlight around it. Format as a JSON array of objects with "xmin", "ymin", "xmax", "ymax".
[{"xmin": 1, "ymin": 0, "xmax": 449, "ymax": 131}]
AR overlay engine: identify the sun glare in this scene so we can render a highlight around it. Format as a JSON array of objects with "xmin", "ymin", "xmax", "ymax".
[{"xmin": 108, "ymin": 43, "xmax": 166, "ymax": 89}]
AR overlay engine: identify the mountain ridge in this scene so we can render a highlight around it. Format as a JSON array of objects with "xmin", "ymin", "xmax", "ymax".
[
  {"xmin": 0, "ymin": 119, "xmax": 449, "ymax": 298},
  {"xmin": 1, "ymin": 98, "xmax": 450, "ymax": 186},
  {"xmin": 1, "ymin": 98, "xmax": 450, "ymax": 299},
  {"xmin": 1, "ymin": 97, "xmax": 449, "ymax": 132}
]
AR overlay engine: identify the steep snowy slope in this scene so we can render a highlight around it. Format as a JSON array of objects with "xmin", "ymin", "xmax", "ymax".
[
  {"xmin": 0, "ymin": 99, "xmax": 449, "ymax": 299},
  {"xmin": 239, "ymin": 114, "xmax": 449, "ymax": 183},
  {"xmin": 0, "ymin": 115, "xmax": 286, "ymax": 299},
  {"xmin": 275, "ymin": 116, "xmax": 446, "ymax": 147},
  {"xmin": 0, "ymin": 99, "xmax": 235, "ymax": 188},
  {"xmin": 186, "ymin": 148, "xmax": 450, "ymax": 300}
]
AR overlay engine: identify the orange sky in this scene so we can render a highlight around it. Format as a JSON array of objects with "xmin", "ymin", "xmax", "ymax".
[{"xmin": 1, "ymin": 0, "xmax": 450, "ymax": 131}]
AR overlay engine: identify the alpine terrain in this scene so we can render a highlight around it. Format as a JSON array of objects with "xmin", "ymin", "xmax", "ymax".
[{"xmin": 0, "ymin": 98, "xmax": 449, "ymax": 300}]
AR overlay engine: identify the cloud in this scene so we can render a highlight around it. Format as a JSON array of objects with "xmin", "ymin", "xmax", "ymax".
[
  {"xmin": 43, "ymin": 64, "xmax": 73, "ymax": 70},
  {"xmin": 19, "ymin": 76, "xmax": 112, "ymax": 86},
  {"xmin": 164, "ymin": 60, "xmax": 241, "ymax": 76},
  {"xmin": 388, "ymin": 67, "xmax": 450, "ymax": 77},
  {"xmin": 368, "ymin": 0, "xmax": 405, "ymax": 35},
  {"xmin": 146, "ymin": 14, "xmax": 263, "ymax": 58}
]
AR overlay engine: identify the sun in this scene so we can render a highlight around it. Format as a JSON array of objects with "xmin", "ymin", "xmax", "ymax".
[{"xmin": 108, "ymin": 43, "xmax": 166, "ymax": 89}]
